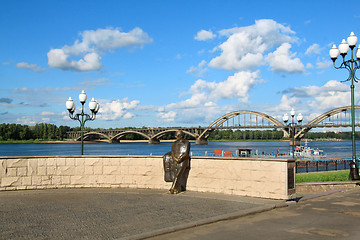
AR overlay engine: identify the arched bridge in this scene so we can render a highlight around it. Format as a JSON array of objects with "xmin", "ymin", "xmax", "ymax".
[
  {"xmin": 66, "ymin": 106, "xmax": 360, "ymax": 145},
  {"xmin": 67, "ymin": 127, "xmax": 204, "ymax": 144}
]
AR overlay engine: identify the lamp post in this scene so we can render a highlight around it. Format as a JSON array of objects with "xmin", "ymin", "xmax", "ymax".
[
  {"xmin": 329, "ymin": 32, "xmax": 360, "ymax": 180},
  {"xmin": 283, "ymin": 109, "xmax": 303, "ymax": 158},
  {"xmin": 66, "ymin": 90, "xmax": 100, "ymax": 155}
]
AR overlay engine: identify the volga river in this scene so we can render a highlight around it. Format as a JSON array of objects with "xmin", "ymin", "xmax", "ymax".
[{"xmin": 0, "ymin": 140, "xmax": 359, "ymax": 159}]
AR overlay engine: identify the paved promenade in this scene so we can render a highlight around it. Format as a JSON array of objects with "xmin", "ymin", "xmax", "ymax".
[
  {"xmin": 0, "ymin": 187, "xmax": 359, "ymax": 240},
  {"xmin": 0, "ymin": 188, "xmax": 284, "ymax": 240}
]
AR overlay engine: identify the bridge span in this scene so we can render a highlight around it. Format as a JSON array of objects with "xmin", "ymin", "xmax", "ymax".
[{"xmin": 66, "ymin": 106, "xmax": 360, "ymax": 145}]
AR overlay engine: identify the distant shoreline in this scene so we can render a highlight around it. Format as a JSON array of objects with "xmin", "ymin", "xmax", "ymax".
[
  {"xmin": 0, "ymin": 139, "xmax": 176, "ymax": 144},
  {"xmin": 0, "ymin": 138, "xmax": 347, "ymax": 144}
]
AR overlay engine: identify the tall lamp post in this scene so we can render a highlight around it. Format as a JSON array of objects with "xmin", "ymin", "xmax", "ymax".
[
  {"xmin": 283, "ymin": 109, "xmax": 303, "ymax": 158},
  {"xmin": 66, "ymin": 90, "xmax": 100, "ymax": 155},
  {"xmin": 329, "ymin": 32, "xmax": 360, "ymax": 180}
]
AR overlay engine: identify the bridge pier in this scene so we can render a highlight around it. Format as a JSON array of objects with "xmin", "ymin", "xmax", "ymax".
[
  {"xmin": 289, "ymin": 138, "xmax": 301, "ymax": 146},
  {"xmin": 195, "ymin": 138, "xmax": 208, "ymax": 145},
  {"xmin": 110, "ymin": 138, "xmax": 120, "ymax": 143},
  {"xmin": 148, "ymin": 138, "xmax": 160, "ymax": 144}
]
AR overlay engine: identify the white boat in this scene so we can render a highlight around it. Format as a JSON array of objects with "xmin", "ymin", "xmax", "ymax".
[{"xmin": 291, "ymin": 140, "xmax": 326, "ymax": 159}]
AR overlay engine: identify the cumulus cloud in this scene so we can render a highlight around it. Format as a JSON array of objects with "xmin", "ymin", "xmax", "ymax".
[
  {"xmin": 168, "ymin": 71, "xmax": 262, "ymax": 110},
  {"xmin": 16, "ymin": 62, "xmax": 45, "ymax": 72},
  {"xmin": 40, "ymin": 111, "xmax": 57, "ymax": 116},
  {"xmin": 157, "ymin": 111, "xmax": 177, "ymax": 122},
  {"xmin": 265, "ymin": 43, "xmax": 305, "ymax": 73},
  {"xmin": 306, "ymin": 63, "xmax": 314, "ymax": 69},
  {"xmin": 195, "ymin": 30, "xmax": 216, "ymax": 41},
  {"xmin": 269, "ymin": 94, "xmax": 301, "ymax": 114},
  {"xmin": 47, "ymin": 27, "xmax": 153, "ymax": 71},
  {"xmin": 48, "ymin": 50, "xmax": 102, "ymax": 71},
  {"xmin": 264, "ymin": 80, "xmax": 356, "ymax": 124},
  {"xmin": 209, "ymin": 19, "xmax": 297, "ymax": 71},
  {"xmin": 16, "ymin": 116, "xmax": 38, "ymax": 125},
  {"xmin": 123, "ymin": 112, "xmax": 135, "ymax": 119},
  {"xmin": 156, "ymin": 71, "xmax": 261, "ymax": 123},
  {"xmin": 306, "ymin": 81, "xmax": 352, "ymax": 110},
  {"xmin": 280, "ymin": 80, "xmax": 354, "ymax": 113},
  {"xmin": 98, "ymin": 97, "xmax": 140, "ymax": 120},
  {"xmin": 305, "ymin": 43, "xmax": 320, "ymax": 55},
  {"xmin": 186, "ymin": 60, "xmax": 208, "ymax": 77},
  {"xmin": 16, "ymin": 116, "xmax": 50, "ymax": 125},
  {"xmin": 316, "ymin": 59, "xmax": 332, "ymax": 69}
]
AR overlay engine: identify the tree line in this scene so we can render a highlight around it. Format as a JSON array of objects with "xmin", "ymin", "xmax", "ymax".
[
  {"xmin": 0, "ymin": 123, "xmax": 71, "ymax": 141},
  {"xmin": 207, "ymin": 129, "xmax": 359, "ymax": 141},
  {"xmin": 1, "ymin": 123, "xmax": 358, "ymax": 141},
  {"xmin": 208, "ymin": 129, "xmax": 284, "ymax": 140}
]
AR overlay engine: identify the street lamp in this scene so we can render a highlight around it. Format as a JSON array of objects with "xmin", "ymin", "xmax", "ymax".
[
  {"xmin": 66, "ymin": 90, "xmax": 100, "ymax": 155},
  {"xmin": 329, "ymin": 32, "xmax": 360, "ymax": 180},
  {"xmin": 283, "ymin": 109, "xmax": 303, "ymax": 158}
]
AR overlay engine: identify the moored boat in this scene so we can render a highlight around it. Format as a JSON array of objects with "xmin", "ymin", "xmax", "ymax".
[{"xmin": 290, "ymin": 140, "xmax": 326, "ymax": 159}]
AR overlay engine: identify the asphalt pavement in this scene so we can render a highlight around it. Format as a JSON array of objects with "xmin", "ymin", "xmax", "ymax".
[
  {"xmin": 0, "ymin": 187, "xmax": 359, "ymax": 240},
  {"xmin": 148, "ymin": 188, "xmax": 360, "ymax": 240}
]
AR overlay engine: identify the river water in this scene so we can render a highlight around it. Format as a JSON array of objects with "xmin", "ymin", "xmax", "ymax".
[{"xmin": 0, "ymin": 140, "xmax": 359, "ymax": 159}]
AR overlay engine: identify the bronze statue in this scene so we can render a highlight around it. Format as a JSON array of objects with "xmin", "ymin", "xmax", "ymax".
[{"xmin": 163, "ymin": 130, "xmax": 191, "ymax": 194}]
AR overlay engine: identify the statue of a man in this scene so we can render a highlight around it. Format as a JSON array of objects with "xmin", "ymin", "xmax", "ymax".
[{"xmin": 163, "ymin": 130, "xmax": 191, "ymax": 194}]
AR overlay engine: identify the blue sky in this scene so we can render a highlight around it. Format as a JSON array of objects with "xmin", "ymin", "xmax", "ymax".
[{"xmin": 1, "ymin": 0, "xmax": 360, "ymax": 129}]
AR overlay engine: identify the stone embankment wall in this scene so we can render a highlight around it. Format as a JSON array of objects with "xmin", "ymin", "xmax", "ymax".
[
  {"xmin": 296, "ymin": 181, "xmax": 360, "ymax": 194},
  {"xmin": 0, "ymin": 156, "xmax": 295, "ymax": 200}
]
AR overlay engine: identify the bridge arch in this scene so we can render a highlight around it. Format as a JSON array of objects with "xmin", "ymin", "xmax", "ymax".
[
  {"xmin": 110, "ymin": 130, "xmax": 151, "ymax": 142},
  {"xmin": 152, "ymin": 129, "xmax": 197, "ymax": 140},
  {"xmin": 295, "ymin": 105, "xmax": 360, "ymax": 138},
  {"xmin": 199, "ymin": 110, "xmax": 286, "ymax": 140},
  {"xmin": 76, "ymin": 132, "xmax": 111, "ymax": 141}
]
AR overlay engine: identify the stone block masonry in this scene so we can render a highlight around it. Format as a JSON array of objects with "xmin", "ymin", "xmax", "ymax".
[{"xmin": 0, "ymin": 156, "xmax": 295, "ymax": 200}]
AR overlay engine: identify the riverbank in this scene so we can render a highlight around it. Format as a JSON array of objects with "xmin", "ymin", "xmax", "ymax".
[
  {"xmin": 0, "ymin": 139, "xmax": 176, "ymax": 144},
  {"xmin": 0, "ymin": 138, "xmax": 347, "ymax": 144}
]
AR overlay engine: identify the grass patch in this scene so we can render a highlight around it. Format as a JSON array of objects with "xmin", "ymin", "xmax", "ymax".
[{"xmin": 296, "ymin": 170, "xmax": 350, "ymax": 183}]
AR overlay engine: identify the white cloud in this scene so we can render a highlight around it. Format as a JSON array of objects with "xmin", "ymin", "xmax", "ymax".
[
  {"xmin": 209, "ymin": 19, "xmax": 296, "ymax": 71},
  {"xmin": 265, "ymin": 94, "xmax": 301, "ymax": 119},
  {"xmin": 47, "ymin": 50, "xmax": 102, "ymax": 71},
  {"xmin": 316, "ymin": 59, "xmax": 332, "ymax": 69},
  {"xmin": 305, "ymin": 43, "xmax": 320, "ymax": 55},
  {"xmin": 262, "ymin": 80, "xmax": 357, "ymax": 124},
  {"xmin": 157, "ymin": 111, "xmax": 177, "ymax": 122},
  {"xmin": 186, "ymin": 60, "xmax": 208, "ymax": 77},
  {"xmin": 306, "ymin": 80, "xmax": 352, "ymax": 110},
  {"xmin": 98, "ymin": 97, "xmax": 140, "ymax": 120},
  {"xmin": 195, "ymin": 30, "xmax": 216, "ymax": 41},
  {"xmin": 16, "ymin": 62, "xmax": 45, "ymax": 72},
  {"xmin": 265, "ymin": 43, "xmax": 305, "ymax": 73},
  {"xmin": 16, "ymin": 116, "xmax": 49, "ymax": 125},
  {"xmin": 40, "ymin": 111, "xmax": 57, "ymax": 116},
  {"xmin": 157, "ymin": 71, "xmax": 261, "ymax": 124},
  {"xmin": 168, "ymin": 71, "xmax": 262, "ymax": 110},
  {"xmin": 123, "ymin": 112, "xmax": 135, "ymax": 119},
  {"xmin": 47, "ymin": 27, "xmax": 153, "ymax": 71},
  {"xmin": 306, "ymin": 63, "xmax": 314, "ymax": 69},
  {"xmin": 277, "ymin": 80, "xmax": 354, "ymax": 114}
]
